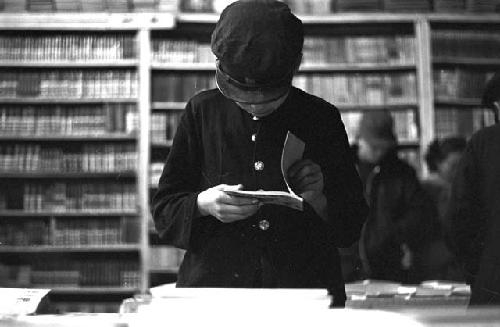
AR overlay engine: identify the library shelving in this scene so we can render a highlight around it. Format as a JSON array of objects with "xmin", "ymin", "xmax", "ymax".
[
  {"xmin": 2, "ymin": 10, "xmax": 500, "ymax": 312},
  {"xmin": 428, "ymin": 16, "xmax": 500, "ymax": 140},
  {"xmin": 0, "ymin": 12, "xmax": 175, "ymax": 313}
]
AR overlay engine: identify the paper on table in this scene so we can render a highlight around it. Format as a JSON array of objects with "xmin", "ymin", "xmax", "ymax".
[
  {"xmin": 225, "ymin": 131, "xmax": 305, "ymax": 211},
  {"xmin": 0, "ymin": 288, "xmax": 50, "ymax": 316}
]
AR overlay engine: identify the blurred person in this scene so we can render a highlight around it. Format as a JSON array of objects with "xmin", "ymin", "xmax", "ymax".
[
  {"xmin": 447, "ymin": 72, "xmax": 500, "ymax": 305},
  {"xmin": 151, "ymin": 0, "xmax": 368, "ymax": 307},
  {"xmin": 421, "ymin": 137, "xmax": 466, "ymax": 281},
  {"xmin": 353, "ymin": 110, "xmax": 437, "ymax": 284}
]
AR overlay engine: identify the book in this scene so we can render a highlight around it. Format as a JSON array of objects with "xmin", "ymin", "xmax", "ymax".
[{"xmin": 225, "ymin": 131, "xmax": 305, "ymax": 211}]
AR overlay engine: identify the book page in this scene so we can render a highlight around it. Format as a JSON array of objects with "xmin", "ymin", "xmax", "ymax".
[{"xmin": 225, "ymin": 131, "xmax": 305, "ymax": 211}]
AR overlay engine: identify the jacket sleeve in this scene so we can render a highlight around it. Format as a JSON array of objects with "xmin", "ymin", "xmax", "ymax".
[
  {"xmin": 445, "ymin": 139, "xmax": 483, "ymax": 279},
  {"xmin": 317, "ymin": 107, "xmax": 369, "ymax": 247},
  {"xmin": 150, "ymin": 101, "xmax": 203, "ymax": 250},
  {"xmin": 397, "ymin": 169, "xmax": 439, "ymax": 251}
]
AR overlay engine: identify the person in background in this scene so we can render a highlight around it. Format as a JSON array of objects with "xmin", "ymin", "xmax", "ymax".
[
  {"xmin": 421, "ymin": 137, "xmax": 466, "ymax": 281},
  {"xmin": 353, "ymin": 110, "xmax": 437, "ymax": 284},
  {"xmin": 151, "ymin": 0, "xmax": 368, "ymax": 307},
  {"xmin": 447, "ymin": 72, "xmax": 500, "ymax": 305}
]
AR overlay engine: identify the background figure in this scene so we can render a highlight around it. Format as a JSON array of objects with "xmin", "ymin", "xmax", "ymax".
[
  {"xmin": 421, "ymin": 137, "xmax": 466, "ymax": 281},
  {"xmin": 447, "ymin": 72, "xmax": 500, "ymax": 305},
  {"xmin": 353, "ymin": 110, "xmax": 437, "ymax": 284}
]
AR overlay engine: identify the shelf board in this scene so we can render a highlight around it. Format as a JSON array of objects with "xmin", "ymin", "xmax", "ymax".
[
  {"xmin": 0, "ymin": 171, "xmax": 136, "ymax": 179},
  {"xmin": 0, "ymin": 60, "xmax": 139, "ymax": 68},
  {"xmin": 435, "ymin": 98, "xmax": 481, "ymax": 107},
  {"xmin": 0, "ymin": 98, "xmax": 138, "ymax": 104},
  {"xmin": 427, "ymin": 13, "xmax": 500, "ymax": 23},
  {"xmin": 0, "ymin": 134, "xmax": 137, "ymax": 142},
  {"xmin": 151, "ymin": 62, "xmax": 215, "ymax": 70},
  {"xmin": 151, "ymin": 62, "xmax": 416, "ymax": 72},
  {"xmin": 433, "ymin": 57, "xmax": 500, "ymax": 66},
  {"xmin": 176, "ymin": 13, "xmax": 421, "ymax": 24},
  {"xmin": 151, "ymin": 102, "xmax": 185, "ymax": 110},
  {"xmin": 152, "ymin": 102, "xmax": 419, "ymax": 111},
  {"xmin": 47, "ymin": 287, "xmax": 139, "ymax": 295},
  {"xmin": 175, "ymin": 13, "xmax": 500, "ymax": 25},
  {"xmin": 151, "ymin": 140, "xmax": 173, "ymax": 148},
  {"xmin": 0, "ymin": 12, "xmax": 175, "ymax": 30},
  {"xmin": 0, "ymin": 210, "xmax": 138, "ymax": 217},
  {"xmin": 0, "ymin": 244, "xmax": 141, "ymax": 253},
  {"xmin": 300, "ymin": 63, "xmax": 416, "ymax": 72},
  {"xmin": 337, "ymin": 103, "xmax": 419, "ymax": 111}
]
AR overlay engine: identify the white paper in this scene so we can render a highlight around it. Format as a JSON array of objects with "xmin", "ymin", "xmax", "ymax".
[{"xmin": 0, "ymin": 288, "xmax": 50, "ymax": 316}]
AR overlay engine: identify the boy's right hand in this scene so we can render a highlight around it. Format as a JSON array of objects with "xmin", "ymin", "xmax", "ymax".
[{"xmin": 196, "ymin": 184, "xmax": 261, "ymax": 223}]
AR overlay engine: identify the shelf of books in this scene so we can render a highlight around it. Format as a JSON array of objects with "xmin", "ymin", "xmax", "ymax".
[
  {"xmin": 430, "ymin": 18, "xmax": 500, "ymax": 140},
  {"xmin": 0, "ymin": 13, "xmax": 178, "ymax": 313}
]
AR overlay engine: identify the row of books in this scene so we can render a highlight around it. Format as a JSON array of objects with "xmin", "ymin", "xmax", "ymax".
[
  {"xmin": 151, "ymin": 111, "xmax": 182, "ymax": 144},
  {"xmin": 1, "ymin": 260, "xmax": 140, "ymax": 287},
  {"xmin": 0, "ymin": 34, "xmax": 136, "ymax": 61},
  {"xmin": 150, "ymin": 246, "xmax": 185, "ymax": 271},
  {"xmin": 303, "ymin": 36, "xmax": 415, "ymax": 65},
  {"xmin": 54, "ymin": 217, "xmax": 139, "ymax": 246},
  {"xmin": 435, "ymin": 107, "xmax": 496, "ymax": 139},
  {"xmin": 0, "ymin": 144, "xmax": 137, "ymax": 173},
  {"xmin": 0, "ymin": 220, "xmax": 49, "ymax": 246},
  {"xmin": 152, "ymin": 72, "xmax": 216, "ymax": 102},
  {"xmin": 293, "ymin": 73, "xmax": 417, "ymax": 105},
  {"xmin": 340, "ymin": 110, "xmax": 419, "ymax": 144},
  {"xmin": 432, "ymin": 30, "xmax": 500, "ymax": 60},
  {"xmin": 434, "ymin": 69, "xmax": 495, "ymax": 100},
  {"xmin": 151, "ymin": 36, "xmax": 415, "ymax": 65},
  {"xmin": 0, "ymin": 217, "xmax": 139, "ymax": 246},
  {"xmin": 23, "ymin": 182, "xmax": 137, "ymax": 212},
  {"xmin": 0, "ymin": 0, "xmax": 177, "ymax": 12},
  {"xmin": 0, "ymin": 104, "xmax": 138, "ymax": 136},
  {"xmin": 152, "ymin": 38, "xmax": 215, "ymax": 64},
  {"xmin": 0, "ymin": 70, "xmax": 138, "ymax": 99},
  {"xmin": 180, "ymin": 0, "xmax": 500, "ymax": 14}
]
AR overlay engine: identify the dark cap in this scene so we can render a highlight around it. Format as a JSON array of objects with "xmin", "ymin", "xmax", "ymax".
[
  {"xmin": 357, "ymin": 110, "xmax": 397, "ymax": 146},
  {"xmin": 211, "ymin": 0, "xmax": 304, "ymax": 104}
]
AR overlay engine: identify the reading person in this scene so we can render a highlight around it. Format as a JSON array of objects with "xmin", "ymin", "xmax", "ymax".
[{"xmin": 151, "ymin": 0, "xmax": 368, "ymax": 306}]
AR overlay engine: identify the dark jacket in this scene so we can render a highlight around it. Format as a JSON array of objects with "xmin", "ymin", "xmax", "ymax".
[
  {"xmin": 447, "ymin": 124, "xmax": 500, "ymax": 305},
  {"xmin": 357, "ymin": 150, "xmax": 438, "ymax": 283},
  {"xmin": 151, "ymin": 87, "xmax": 368, "ymax": 302}
]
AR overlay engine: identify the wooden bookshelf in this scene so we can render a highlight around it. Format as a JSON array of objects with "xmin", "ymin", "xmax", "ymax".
[{"xmin": 0, "ymin": 13, "xmax": 169, "ymax": 311}]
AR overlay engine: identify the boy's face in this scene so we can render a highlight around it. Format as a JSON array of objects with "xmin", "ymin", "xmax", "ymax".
[
  {"xmin": 235, "ymin": 91, "xmax": 289, "ymax": 118},
  {"xmin": 358, "ymin": 138, "xmax": 393, "ymax": 164}
]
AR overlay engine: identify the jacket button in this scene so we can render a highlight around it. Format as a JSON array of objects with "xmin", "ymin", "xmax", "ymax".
[
  {"xmin": 258, "ymin": 219, "xmax": 270, "ymax": 231},
  {"xmin": 254, "ymin": 161, "xmax": 264, "ymax": 171}
]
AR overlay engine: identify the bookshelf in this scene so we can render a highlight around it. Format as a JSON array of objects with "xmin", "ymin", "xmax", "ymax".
[
  {"xmin": 0, "ymin": 12, "xmax": 174, "ymax": 313},
  {"xmin": 1, "ymin": 9, "xmax": 500, "ymax": 312},
  {"xmin": 428, "ymin": 16, "xmax": 500, "ymax": 140}
]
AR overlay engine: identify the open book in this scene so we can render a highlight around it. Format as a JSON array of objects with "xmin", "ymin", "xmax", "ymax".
[{"xmin": 225, "ymin": 131, "xmax": 305, "ymax": 211}]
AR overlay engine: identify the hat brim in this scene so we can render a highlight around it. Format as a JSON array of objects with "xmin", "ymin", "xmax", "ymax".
[{"xmin": 215, "ymin": 67, "xmax": 290, "ymax": 105}]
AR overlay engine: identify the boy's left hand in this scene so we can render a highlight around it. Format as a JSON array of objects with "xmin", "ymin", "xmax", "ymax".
[{"xmin": 287, "ymin": 159, "xmax": 324, "ymax": 202}]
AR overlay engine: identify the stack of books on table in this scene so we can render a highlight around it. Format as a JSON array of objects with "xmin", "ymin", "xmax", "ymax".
[{"xmin": 345, "ymin": 280, "xmax": 471, "ymax": 309}]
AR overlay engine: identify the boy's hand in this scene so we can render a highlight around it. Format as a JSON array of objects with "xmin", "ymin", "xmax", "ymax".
[
  {"xmin": 288, "ymin": 159, "xmax": 324, "ymax": 202},
  {"xmin": 197, "ymin": 184, "xmax": 261, "ymax": 223}
]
